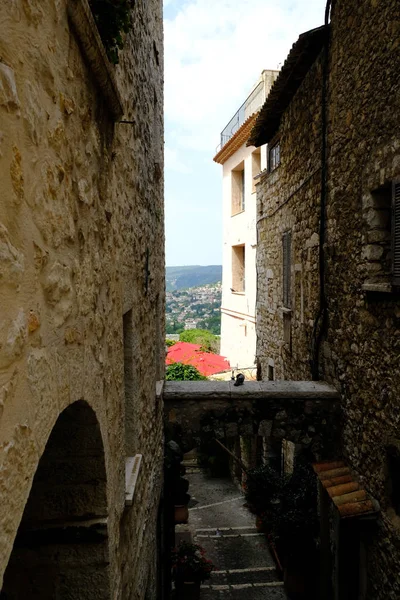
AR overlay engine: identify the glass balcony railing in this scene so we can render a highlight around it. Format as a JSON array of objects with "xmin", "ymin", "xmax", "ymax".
[{"xmin": 218, "ymin": 81, "xmax": 264, "ymax": 151}]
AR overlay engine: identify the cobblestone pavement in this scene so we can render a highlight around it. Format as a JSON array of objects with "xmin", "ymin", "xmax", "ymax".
[{"xmin": 187, "ymin": 467, "xmax": 287, "ymax": 600}]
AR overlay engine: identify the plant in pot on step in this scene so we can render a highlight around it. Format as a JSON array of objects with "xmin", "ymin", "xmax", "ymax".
[{"xmin": 172, "ymin": 541, "xmax": 214, "ymax": 600}]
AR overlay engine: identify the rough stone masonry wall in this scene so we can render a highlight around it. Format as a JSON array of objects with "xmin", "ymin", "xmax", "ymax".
[
  {"xmin": 256, "ymin": 58, "xmax": 322, "ymax": 382},
  {"xmin": 0, "ymin": 1, "xmax": 164, "ymax": 598},
  {"xmin": 325, "ymin": 1, "xmax": 400, "ymax": 598},
  {"xmin": 257, "ymin": 1, "xmax": 400, "ymax": 597}
]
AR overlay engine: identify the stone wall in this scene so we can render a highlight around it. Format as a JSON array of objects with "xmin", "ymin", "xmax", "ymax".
[
  {"xmin": 0, "ymin": 0, "xmax": 164, "ymax": 598},
  {"xmin": 326, "ymin": 1, "xmax": 400, "ymax": 598},
  {"xmin": 256, "ymin": 1, "xmax": 400, "ymax": 597},
  {"xmin": 164, "ymin": 380, "xmax": 340, "ymax": 459},
  {"xmin": 256, "ymin": 57, "xmax": 322, "ymax": 381}
]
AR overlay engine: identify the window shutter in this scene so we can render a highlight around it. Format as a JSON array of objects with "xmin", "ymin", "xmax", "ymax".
[
  {"xmin": 393, "ymin": 181, "xmax": 400, "ymax": 286},
  {"xmin": 283, "ymin": 232, "xmax": 291, "ymax": 307}
]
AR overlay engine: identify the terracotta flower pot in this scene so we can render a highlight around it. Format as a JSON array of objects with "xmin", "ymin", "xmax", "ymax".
[
  {"xmin": 175, "ymin": 580, "xmax": 201, "ymax": 600},
  {"xmin": 255, "ymin": 515, "xmax": 266, "ymax": 532},
  {"xmin": 284, "ymin": 565, "xmax": 307, "ymax": 599},
  {"xmin": 174, "ymin": 504, "xmax": 189, "ymax": 524}
]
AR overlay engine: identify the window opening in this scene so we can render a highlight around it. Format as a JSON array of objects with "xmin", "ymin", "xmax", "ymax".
[
  {"xmin": 269, "ymin": 142, "xmax": 280, "ymax": 172},
  {"xmin": 232, "ymin": 245, "xmax": 245, "ymax": 292},
  {"xmin": 123, "ymin": 309, "xmax": 134, "ymax": 452},
  {"xmin": 231, "ymin": 162, "xmax": 245, "ymax": 215},
  {"xmin": 282, "ymin": 231, "xmax": 291, "ymax": 308},
  {"xmin": 252, "ymin": 149, "xmax": 261, "ymax": 193},
  {"xmin": 393, "ymin": 180, "xmax": 400, "ymax": 286}
]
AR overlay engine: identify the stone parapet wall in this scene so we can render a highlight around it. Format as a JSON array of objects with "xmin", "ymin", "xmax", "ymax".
[
  {"xmin": 164, "ymin": 380, "xmax": 340, "ymax": 459},
  {"xmin": 0, "ymin": 0, "xmax": 164, "ymax": 597}
]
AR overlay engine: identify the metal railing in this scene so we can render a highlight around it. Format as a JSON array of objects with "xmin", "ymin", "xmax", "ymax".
[{"xmin": 219, "ymin": 81, "xmax": 264, "ymax": 151}]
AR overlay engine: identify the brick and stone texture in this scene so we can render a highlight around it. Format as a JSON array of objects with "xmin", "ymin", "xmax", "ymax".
[
  {"xmin": 0, "ymin": 1, "xmax": 164, "ymax": 599},
  {"xmin": 256, "ymin": 57, "xmax": 323, "ymax": 382},
  {"xmin": 256, "ymin": 1, "xmax": 400, "ymax": 598}
]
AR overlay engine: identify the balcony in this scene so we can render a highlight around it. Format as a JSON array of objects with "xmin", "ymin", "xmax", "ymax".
[{"xmin": 218, "ymin": 80, "xmax": 264, "ymax": 152}]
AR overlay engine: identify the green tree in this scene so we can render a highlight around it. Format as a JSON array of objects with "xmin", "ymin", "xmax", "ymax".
[
  {"xmin": 165, "ymin": 362, "xmax": 206, "ymax": 381},
  {"xmin": 179, "ymin": 329, "xmax": 218, "ymax": 353},
  {"xmin": 89, "ymin": 0, "xmax": 134, "ymax": 64}
]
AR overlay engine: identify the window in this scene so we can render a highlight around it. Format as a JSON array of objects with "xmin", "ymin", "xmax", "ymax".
[
  {"xmin": 282, "ymin": 231, "xmax": 291, "ymax": 307},
  {"xmin": 267, "ymin": 364, "xmax": 274, "ymax": 380},
  {"xmin": 269, "ymin": 142, "xmax": 280, "ymax": 172},
  {"xmin": 231, "ymin": 162, "xmax": 245, "ymax": 215},
  {"xmin": 252, "ymin": 149, "xmax": 261, "ymax": 193},
  {"xmin": 362, "ymin": 180, "xmax": 400, "ymax": 291},
  {"xmin": 232, "ymin": 245, "xmax": 245, "ymax": 292},
  {"xmin": 387, "ymin": 440, "xmax": 400, "ymax": 515},
  {"xmin": 123, "ymin": 309, "xmax": 134, "ymax": 452},
  {"xmin": 393, "ymin": 180, "xmax": 400, "ymax": 286}
]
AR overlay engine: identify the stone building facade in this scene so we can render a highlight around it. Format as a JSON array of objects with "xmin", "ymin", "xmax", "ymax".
[
  {"xmin": 214, "ymin": 70, "xmax": 278, "ymax": 372},
  {"xmin": 250, "ymin": 0, "xmax": 400, "ymax": 598},
  {"xmin": 0, "ymin": 1, "xmax": 164, "ymax": 599}
]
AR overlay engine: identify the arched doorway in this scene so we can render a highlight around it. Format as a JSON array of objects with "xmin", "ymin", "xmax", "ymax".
[{"xmin": 1, "ymin": 401, "xmax": 111, "ymax": 600}]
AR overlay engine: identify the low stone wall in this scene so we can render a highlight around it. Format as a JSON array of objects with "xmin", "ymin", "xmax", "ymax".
[{"xmin": 164, "ymin": 380, "xmax": 340, "ymax": 459}]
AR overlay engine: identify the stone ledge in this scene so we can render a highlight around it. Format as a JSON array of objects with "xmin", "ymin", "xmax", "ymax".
[
  {"xmin": 362, "ymin": 282, "xmax": 397, "ymax": 293},
  {"xmin": 163, "ymin": 380, "xmax": 340, "ymax": 402},
  {"xmin": 67, "ymin": 0, "xmax": 124, "ymax": 120},
  {"xmin": 125, "ymin": 454, "xmax": 142, "ymax": 506}
]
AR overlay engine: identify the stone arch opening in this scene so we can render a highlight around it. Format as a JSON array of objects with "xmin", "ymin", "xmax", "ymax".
[{"xmin": 1, "ymin": 401, "xmax": 111, "ymax": 600}]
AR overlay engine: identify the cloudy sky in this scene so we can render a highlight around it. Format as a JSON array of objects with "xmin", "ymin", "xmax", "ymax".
[{"xmin": 164, "ymin": 0, "xmax": 325, "ymax": 266}]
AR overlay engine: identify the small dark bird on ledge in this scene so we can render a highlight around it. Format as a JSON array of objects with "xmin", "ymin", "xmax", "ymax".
[{"xmin": 234, "ymin": 373, "xmax": 245, "ymax": 386}]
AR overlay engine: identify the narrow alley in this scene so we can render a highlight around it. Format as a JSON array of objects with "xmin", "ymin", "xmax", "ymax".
[{"xmin": 186, "ymin": 464, "xmax": 287, "ymax": 600}]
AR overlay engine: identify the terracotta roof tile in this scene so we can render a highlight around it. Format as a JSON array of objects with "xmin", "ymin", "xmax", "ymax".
[
  {"xmin": 313, "ymin": 461, "xmax": 379, "ymax": 519},
  {"xmin": 247, "ymin": 25, "xmax": 328, "ymax": 147},
  {"xmin": 213, "ymin": 111, "xmax": 260, "ymax": 165}
]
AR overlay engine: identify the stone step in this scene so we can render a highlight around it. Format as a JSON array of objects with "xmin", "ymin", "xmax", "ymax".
[
  {"xmin": 193, "ymin": 530, "xmax": 276, "ymax": 572},
  {"xmin": 210, "ymin": 565, "xmax": 281, "ymax": 586},
  {"xmin": 195, "ymin": 526, "xmax": 257, "ymax": 536},
  {"xmin": 200, "ymin": 581, "xmax": 286, "ymax": 600}
]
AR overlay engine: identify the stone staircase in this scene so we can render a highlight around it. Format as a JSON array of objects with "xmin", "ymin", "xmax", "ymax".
[{"xmin": 194, "ymin": 526, "xmax": 286, "ymax": 599}]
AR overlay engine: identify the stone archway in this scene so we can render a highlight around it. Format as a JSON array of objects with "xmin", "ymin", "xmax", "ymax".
[{"xmin": 1, "ymin": 401, "xmax": 111, "ymax": 600}]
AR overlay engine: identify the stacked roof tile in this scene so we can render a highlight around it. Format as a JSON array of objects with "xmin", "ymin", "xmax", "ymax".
[{"xmin": 313, "ymin": 461, "xmax": 379, "ymax": 518}]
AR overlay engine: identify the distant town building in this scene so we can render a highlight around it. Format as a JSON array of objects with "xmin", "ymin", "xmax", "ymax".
[{"xmin": 214, "ymin": 71, "xmax": 278, "ymax": 369}]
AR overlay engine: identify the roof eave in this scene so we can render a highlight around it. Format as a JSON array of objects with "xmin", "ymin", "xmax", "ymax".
[{"xmin": 247, "ymin": 24, "xmax": 329, "ymax": 148}]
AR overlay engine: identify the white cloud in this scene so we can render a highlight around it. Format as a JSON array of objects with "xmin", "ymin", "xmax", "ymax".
[{"xmin": 165, "ymin": 0, "xmax": 325, "ymax": 154}]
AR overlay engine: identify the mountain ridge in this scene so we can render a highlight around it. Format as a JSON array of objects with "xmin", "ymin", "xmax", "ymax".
[{"xmin": 166, "ymin": 265, "xmax": 222, "ymax": 291}]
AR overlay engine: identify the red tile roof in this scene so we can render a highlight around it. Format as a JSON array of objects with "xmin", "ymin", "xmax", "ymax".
[
  {"xmin": 166, "ymin": 342, "xmax": 231, "ymax": 377},
  {"xmin": 213, "ymin": 111, "xmax": 260, "ymax": 165}
]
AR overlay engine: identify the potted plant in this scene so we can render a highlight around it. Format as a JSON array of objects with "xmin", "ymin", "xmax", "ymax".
[{"xmin": 172, "ymin": 542, "xmax": 214, "ymax": 599}]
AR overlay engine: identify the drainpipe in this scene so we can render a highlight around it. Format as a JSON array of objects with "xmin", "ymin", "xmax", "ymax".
[{"xmin": 311, "ymin": 0, "xmax": 332, "ymax": 381}]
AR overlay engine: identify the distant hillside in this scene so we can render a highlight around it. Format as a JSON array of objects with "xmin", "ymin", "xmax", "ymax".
[{"xmin": 166, "ymin": 265, "xmax": 222, "ymax": 291}]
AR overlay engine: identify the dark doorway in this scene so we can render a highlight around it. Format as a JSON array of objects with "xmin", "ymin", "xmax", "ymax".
[{"xmin": 1, "ymin": 401, "xmax": 111, "ymax": 600}]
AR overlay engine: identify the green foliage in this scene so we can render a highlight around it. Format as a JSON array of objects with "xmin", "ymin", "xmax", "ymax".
[
  {"xmin": 89, "ymin": 0, "xmax": 134, "ymax": 64},
  {"xmin": 246, "ymin": 462, "xmax": 318, "ymax": 556},
  {"xmin": 166, "ymin": 321, "xmax": 184, "ymax": 335},
  {"xmin": 245, "ymin": 464, "xmax": 285, "ymax": 514},
  {"xmin": 171, "ymin": 542, "xmax": 214, "ymax": 583},
  {"xmin": 165, "ymin": 339, "xmax": 177, "ymax": 347},
  {"xmin": 196, "ymin": 314, "xmax": 221, "ymax": 335},
  {"xmin": 165, "ymin": 362, "xmax": 206, "ymax": 381},
  {"xmin": 179, "ymin": 329, "xmax": 219, "ymax": 353}
]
